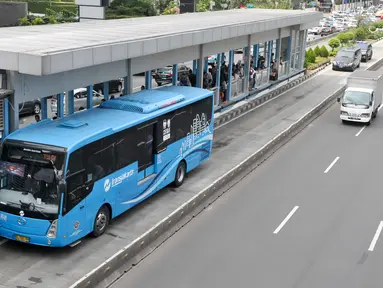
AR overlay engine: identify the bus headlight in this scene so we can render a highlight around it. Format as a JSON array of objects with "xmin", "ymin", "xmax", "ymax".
[{"xmin": 46, "ymin": 219, "xmax": 58, "ymax": 239}]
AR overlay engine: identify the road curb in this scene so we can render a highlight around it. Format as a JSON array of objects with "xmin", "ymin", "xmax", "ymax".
[{"xmin": 69, "ymin": 53, "xmax": 383, "ymax": 288}]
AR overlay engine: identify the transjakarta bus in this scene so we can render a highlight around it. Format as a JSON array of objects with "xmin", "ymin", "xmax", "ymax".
[{"xmin": 0, "ymin": 86, "xmax": 214, "ymax": 247}]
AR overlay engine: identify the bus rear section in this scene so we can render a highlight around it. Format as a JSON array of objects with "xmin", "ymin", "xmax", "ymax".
[{"xmin": 0, "ymin": 86, "xmax": 214, "ymax": 247}]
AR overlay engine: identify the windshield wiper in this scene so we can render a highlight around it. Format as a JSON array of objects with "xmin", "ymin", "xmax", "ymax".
[{"xmin": 19, "ymin": 200, "xmax": 48, "ymax": 218}]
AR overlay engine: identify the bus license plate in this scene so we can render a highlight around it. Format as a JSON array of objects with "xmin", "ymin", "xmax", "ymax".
[{"xmin": 15, "ymin": 235, "xmax": 30, "ymax": 243}]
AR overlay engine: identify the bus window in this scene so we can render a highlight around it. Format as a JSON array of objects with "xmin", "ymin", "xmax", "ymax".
[
  {"xmin": 115, "ymin": 129, "xmax": 136, "ymax": 170},
  {"xmin": 137, "ymin": 124, "xmax": 155, "ymax": 173}
]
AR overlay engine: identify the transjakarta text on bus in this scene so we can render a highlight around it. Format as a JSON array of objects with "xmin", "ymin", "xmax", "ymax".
[{"xmin": 0, "ymin": 86, "xmax": 214, "ymax": 247}]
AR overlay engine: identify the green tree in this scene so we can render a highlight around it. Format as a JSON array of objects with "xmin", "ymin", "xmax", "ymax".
[
  {"xmin": 162, "ymin": 1, "xmax": 178, "ymax": 14},
  {"xmin": 328, "ymin": 38, "xmax": 340, "ymax": 51},
  {"xmin": 196, "ymin": 0, "xmax": 210, "ymax": 12},
  {"xmin": 345, "ymin": 31, "xmax": 355, "ymax": 42},
  {"xmin": 337, "ymin": 32, "xmax": 349, "ymax": 46},
  {"xmin": 108, "ymin": 0, "xmax": 156, "ymax": 18},
  {"xmin": 320, "ymin": 45, "xmax": 329, "ymax": 58},
  {"xmin": 314, "ymin": 45, "xmax": 321, "ymax": 57},
  {"xmin": 306, "ymin": 48, "xmax": 316, "ymax": 63},
  {"xmin": 354, "ymin": 27, "xmax": 366, "ymax": 41},
  {"xmin": 157, "ymin": 0, "xmax": 173, "ymax": 14}
]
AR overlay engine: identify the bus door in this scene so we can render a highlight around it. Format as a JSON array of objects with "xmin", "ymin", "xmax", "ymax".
[{"xmin": 136, "ymin": 121, "xmax": 156, "ymax": 194}]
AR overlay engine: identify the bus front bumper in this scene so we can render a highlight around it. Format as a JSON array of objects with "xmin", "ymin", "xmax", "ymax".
[{"xmin": 0, "ymin": 226, "xmax": 65, "ymax": 247}]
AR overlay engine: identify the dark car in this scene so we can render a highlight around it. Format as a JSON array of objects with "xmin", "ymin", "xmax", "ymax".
[
  {"xmin": 332, "ymin": 46, "xmax": 362, "ymax": 72},
  {"xmin": 19, "ymin": 99, "xmax": 41, "ymax": 115},
  {"xmin": 93, "ymin": 79, "xmax": 123, "ymax": 96},
  {"xmin": 356, "ymin": 41, "xmax": 373, "ymax": 62},
  {"xmin": 153, "ymin": 65, "xmax": 190, "ymax": 86}
]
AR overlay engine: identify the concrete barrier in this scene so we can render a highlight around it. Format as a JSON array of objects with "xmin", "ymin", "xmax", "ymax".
[
  {"xmin": 69, "ymin": 51, "xmax": 383, "ymax": 288},
  {"xmin": 0, "ymin": 2, "xmax": 27, "ymax": 27}
]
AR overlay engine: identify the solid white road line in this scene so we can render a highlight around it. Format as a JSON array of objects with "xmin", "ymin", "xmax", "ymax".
[
  {"xmin": 324, "ymin": 156, "xmax": 340, "ymax": 174},
  {"xmin": 273, "ymin": 206, "xmax": 299, "ymax": 234},
  {"xmin": 378, "ymin": 104, "xmax": 383, "ymax": 112},
  {"xmin": 355, "ymin": 126, "xmax": 366, "ymax": 137},
  {"xmin": 368, "ymin": 221, "xmax": 383, "ymax": 252},
  {"xmin": 0, "ymin": 238, "xmax": 8, "ymax": 246}
]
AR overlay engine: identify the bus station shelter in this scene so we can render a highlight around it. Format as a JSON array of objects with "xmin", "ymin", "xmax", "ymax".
[{"xmin": 0, "ymin": 8, "xmax": 322, "ymax": 137}]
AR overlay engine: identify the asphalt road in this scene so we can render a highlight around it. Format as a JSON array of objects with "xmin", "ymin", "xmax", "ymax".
[{"xmin": 110, "ymin": 65, "xmax": 383, "ymax": 288}]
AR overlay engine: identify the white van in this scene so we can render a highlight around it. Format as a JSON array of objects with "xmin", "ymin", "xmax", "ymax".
[{"xmin": 338, "ymin": 70, "xmax": 383, "ymax": 125}]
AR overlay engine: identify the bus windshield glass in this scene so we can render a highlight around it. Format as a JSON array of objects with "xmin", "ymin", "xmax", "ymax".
[{"xmin": 0, "ymin": 143, "xmax": 65, "ymax": 220}]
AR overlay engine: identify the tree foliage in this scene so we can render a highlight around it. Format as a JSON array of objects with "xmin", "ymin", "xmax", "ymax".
[
  {"xmin": 107, "ymin": 0, "xmax": 156, "ymax": 18},
  {"xmin": 314, "ymin": 45, "xmax": 321, "ymax": 57},
  {"xmin": 320, "ymin": 45, "xmax": 329, "ymax": 58},
  {"xmin": 328, "ymin": 38, "xmax": 340, "ymax": 51}
]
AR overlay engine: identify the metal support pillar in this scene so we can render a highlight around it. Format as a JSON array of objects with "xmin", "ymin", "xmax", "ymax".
[
  {"xmin": 86, "ymin": 85, "xmax": 93, "ymax": 109},
  {"xmin": 9, "ymin": 92, "xmax": 19, "ymax": 132},
  {"xmin": 193, "ymin": 60, "xmax": 197, "ymax": 74},
  {"xmin": 215, "ymin": 53, "xmax": 222, "ymax": 106},
  {"xmin": 172, "ymin": 64, "xmax": 178, "ymax": 86},
  {"xmin": 204, "ymin": 57, "xmax": 208, "ymax": 73},
  {"xmin": 123, "ymin": 76, "xmax": 128, "ymax": 95},
  {"xmin": 41, "ymin": 97, "xmax": 47, "ymax": 119},
  {"xmin": 243, "ymin": 36, "xmax": 251, "ymax": 93},
  {"xmin": 145, "ymin": 71, "xmax": 152, "ymax": 89},
  {"xmin": 275, "ymin": 39, "xmax": 281, "ymax": 61},
  {"xmin": 267, "ymin": 40, "xmax": 273, "ymax": 82},
  {"xmin": 286, "ymin": 36, "xmax": 292, "ymax": 75},
  {"xmin": 3, "ymin": 98, "xmax": 9, "ymax": 138},
  {"xmin": 57, "ymin": 93, "xmax": 64, "ymax": 118},
  {"xmin": 299, "ymin": 30, "xmax": 307, "ymax": 70},
  {"xmin": 254, "ymin": 44, "xmax": 259, "ymax": 68},
  {"xmin": 292, "ymin": 30, "xmax": 297, "ymax": 72},
  {"xmin": 263, "ymin": 42, "xmax": 267, "ymax": 58},
  {"xmin": 126, "ymin": 59, "xmax": 133, "ymax": 95},
  {"xmin": 227, "ymin": 50, "xmax": 234, "ymax": 101},
  {"xmin": 68, "ymin": 90, "xmax": 74, "ymax": 115},
  {"xmin": 196, "ymin": 46, "xmax": 204, "ymax": 88},
  {"xmin": 103, "ymin": 82, "xmax": 109, "ymax": 100}
]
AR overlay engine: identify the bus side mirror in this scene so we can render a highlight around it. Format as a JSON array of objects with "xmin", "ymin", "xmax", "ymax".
[
  {"xmin": 59, "ymin": 183, "xmax": 66, "ymax": 194},
  {"xmin": 337, "ymin": 97, "xmax": 340, "ymax": 103},
  {"xmin": 370, "ymin": 101, "xmax": 373, "ymax": 106}
]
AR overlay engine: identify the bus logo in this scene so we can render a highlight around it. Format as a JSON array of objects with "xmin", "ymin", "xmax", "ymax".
[
  {"xmin": 17, "ymin": 217, "xmax": 26, "ymax": 226},
  {"xmin": 104, "ymin": 179, "xmax": 111, "ymax": 192},
  {"xmin": 104, "ymin": 170, "xmax": 134, "ymax": 192}
]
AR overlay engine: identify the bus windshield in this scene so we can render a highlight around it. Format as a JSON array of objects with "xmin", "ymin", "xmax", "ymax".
[{"xmin": 0, "ymin": 142, "xmax": 65, "ymax": 220}]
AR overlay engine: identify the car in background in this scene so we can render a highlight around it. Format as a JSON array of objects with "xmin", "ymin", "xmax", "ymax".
[
  {"xmin": 19, "ymin": 99, "xmax": 41, "ymax": 115},
  {"xmin": 50, "ymin": 88, "xmax": 105, "ymax": 114},
  {"xmin": 320, "ymin": 26, "xmax": 334, "ymax": 36},
  {"xmin": 153, "ymin": 64, "xmax": 190, "ymax": 86},
  {"xmin": 310, "ymin": 26, "xmax": 325, "ymax": 35},
  {"xmin": 93, "ymin": 79, "xmax": 123, "ymax": 96},
  {"xmin": 356, "ymin": 41, "xmax": 373, "ymax": 62},
  {"xmin": 332, "ymin": 46, "xmax": 362, "ymax": 72}
]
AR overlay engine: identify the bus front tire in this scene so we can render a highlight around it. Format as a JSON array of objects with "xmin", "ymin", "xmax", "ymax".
[
  {"xmin": 174, "ymin": 161, "xmax": 186, "ymax": 187},
  {"xmin": 92, "ymin": 205, "xmax": 110, "ymax": 237}
]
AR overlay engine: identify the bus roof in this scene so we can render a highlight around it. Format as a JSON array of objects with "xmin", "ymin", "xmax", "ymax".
[{"xmin": 6, "ymin": 86, "xmax": 213, "ymax": 151}]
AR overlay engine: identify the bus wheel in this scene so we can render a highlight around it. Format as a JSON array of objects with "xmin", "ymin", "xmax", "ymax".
[
  {"xmin": 174, "ymin": 161, "xmax": 186, "ymax": 187},
  {"xmin": 92, "ymin": 205, "xmax": 110, "ymax": 237}
]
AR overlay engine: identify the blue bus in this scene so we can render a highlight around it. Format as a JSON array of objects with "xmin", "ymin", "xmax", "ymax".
[{"xmin": 0, "ymin": 86, "xmax": 214, "ymax": 247}]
